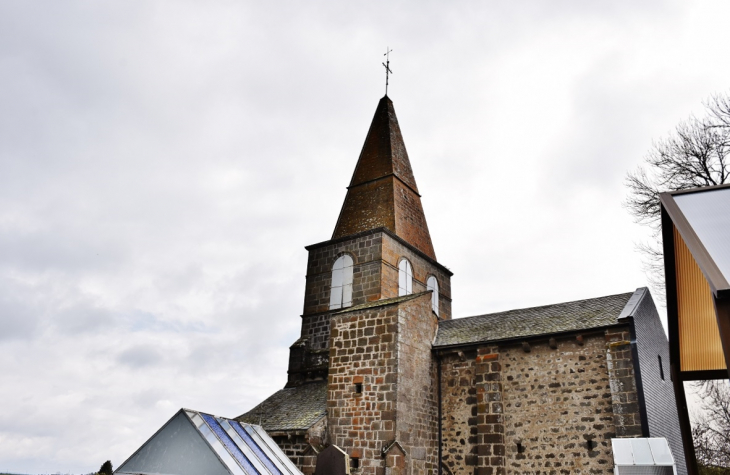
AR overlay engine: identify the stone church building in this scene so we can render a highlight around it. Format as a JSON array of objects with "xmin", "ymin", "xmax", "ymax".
[{"xmin": 237, "ymin": 96, "xmax": 689, "ymax": 475}]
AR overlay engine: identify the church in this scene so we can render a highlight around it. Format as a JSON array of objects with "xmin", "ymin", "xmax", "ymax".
[{"xmin": 235, "ymin": 95, "xmax": 690, "ymax": 475}]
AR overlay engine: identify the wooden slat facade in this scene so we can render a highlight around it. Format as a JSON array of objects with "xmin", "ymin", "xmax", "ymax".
[{"xmin": 674, "ymin": 225, "xmax": 726, "ymax": 372}]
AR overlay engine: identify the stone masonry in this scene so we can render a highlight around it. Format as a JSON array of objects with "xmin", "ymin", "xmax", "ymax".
[
  {"xmin": 290, "ymin": 228, "xmax": 452, "ymax": 387},
  {"xmin": 440, "ymin": 328, "xmax": 644, "ymax": 475},
  {"xmin": 439, "ymin": 350, "xmax": 478, "ymax": 475},
  {"xmin": 475, "ymin": 347, "xmax": 504, "ymax": 475},
  {"xmin": 271, "ymin": 417, "xmax": 327, "ymax": 475},
  {"xmin": 304, "ymin": 231, "xmax": 384, "ymax": 316},
  {"xmin": 327, "ymin": 293, "xmax": 439, "ymax": 475},
  {"xmin": 605, "ymin": 329, "xmax": 643, "ymax": 438}
]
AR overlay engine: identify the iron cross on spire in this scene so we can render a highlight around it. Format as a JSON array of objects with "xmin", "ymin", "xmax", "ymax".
[{"xmin": 382, "ymin": 47, "xmax": 393, "ymax": 96}]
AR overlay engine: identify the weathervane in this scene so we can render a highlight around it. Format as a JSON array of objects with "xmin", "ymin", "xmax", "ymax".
[{"xmin": 382, "ymin": 47, "xmax": 393, "ymax": 96}]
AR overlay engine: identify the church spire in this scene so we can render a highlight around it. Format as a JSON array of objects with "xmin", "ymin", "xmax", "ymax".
[{"xmin": 332, "ymin": 96, "xmax": 436, "ymax": 259}]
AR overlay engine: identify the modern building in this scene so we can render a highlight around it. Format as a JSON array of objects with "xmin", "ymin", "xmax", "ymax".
[
  {"xmin": 660, "ymin": 184, "xmax": 730, "ymax": 474},
  {"xmin": 115, "ymin": 408, "xmax": 302, "ymax": 475}
]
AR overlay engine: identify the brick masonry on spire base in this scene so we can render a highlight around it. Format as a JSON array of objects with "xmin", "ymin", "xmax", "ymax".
[{"xmin": 332, "ymin": 96, "xmax": 436, "ymax": 260}]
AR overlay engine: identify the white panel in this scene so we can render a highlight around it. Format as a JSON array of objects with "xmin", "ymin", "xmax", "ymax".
[
  {"xmin": 631, "ymin": 438, "xmax": 654, "ymax": 465},
  {"xmin": 330, "ymin": 285, "xmax": 342, "ymax": 309},
  {"xmin": 342, "ymin": 261, "xmax": 353, "ymax": 308},
  {"xmin": 333, "ymin": 256, "xmax": 345, "ymax": 271},
  {"xmin": 674, "ymin": 187, "xmax": 730, "ymax": 283},
  {"xmin": 342, "ymin": 284, "xmax": 352, "ymax": 307},
  {"xmin": 343, "ymin": 262, "xmax": 353, "ymax": 281},
  {"xmin": 427, "ymin": 276, "xmax": 439, "ymax": 315},
  {"xmin": 331, "ymin": 267, "xmax": 343, "ymax": 287},
  {"xmin": 612, "ymin": 438, "xmax": 635, "ymax": 465},
  {"xmin": 399, "ymin": 266, "xmax": 407, "ymax": 296},
  {"xmin": 647, "ymin": 438, "xmax": 674, "ymax": 465}
]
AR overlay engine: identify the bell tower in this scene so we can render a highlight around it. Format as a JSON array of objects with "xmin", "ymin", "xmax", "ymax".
[
  {"xmin": 242, "ymin": 96, "xmax": 452, "ymax": 475},
  {"xmin": 292, "ymin": 95, "xmax": 451, "ymax": 475},
  {"xmin": 287, "ymin": 96, "xmax": 452, "ymax": 388}
]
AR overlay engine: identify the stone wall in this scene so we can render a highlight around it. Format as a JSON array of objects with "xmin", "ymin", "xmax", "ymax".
[
  {"xmin": 291, "ymin": 231, "xmax": 386, "ymax": 385},
  {"xmin": 300, "ymin": 313, "xmax": 333, "ymax": 351},
  {"xmin": 328, "ymin": 301, "xmax": 400, "ymax": 475},
  {"xmin": 293, "ymin": 229, "xmax": 452, "ymax": 386},
  {"xmin": 439, "ymin": 328, "xmax": 643, "ymax": 475},
  {"xmin": 381, "ymin": 234, "xmax": 452, "ymax": 320},
  {"xmin": 303, "ymin": 231, "xmax": 384, "ymax": 316},
  {"xmin": 395, "ymin": 294, "xmax": 440, "ymax": 475},
  {"xmin": 502, "ymin": 335, "xmax": 618, "ymax": 474},
  {"xmin": 605, "ymin": 329, "xmax": 643, "ymax": 438},
  {"xmin": 439, "ymin": 350, "xmax": 478, "ymax": 475},
  {"xmin": 271, "ymin": 417, "xmax": 327, "ymax": 475},
  {"xmin": 475, "ymin": 347, "xmax": 505, "ymax": 475},
  {"xmin": 327, "ymin": 293, "xmax": 438, "ymax": 475}
]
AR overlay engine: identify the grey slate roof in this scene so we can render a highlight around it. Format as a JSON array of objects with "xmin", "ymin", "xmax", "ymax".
[
  {"xmin": 434, "ymin": 291, "xmax": 635, "ymax": 348},
  {"xmin": 236, "ymin": 381, "xmax": 327, "ymax": 432}
]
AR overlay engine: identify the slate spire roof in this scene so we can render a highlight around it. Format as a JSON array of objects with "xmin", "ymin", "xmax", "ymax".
[{"xmin": 332, "ymin": 96, "xmax": 436, "ymax": 259}]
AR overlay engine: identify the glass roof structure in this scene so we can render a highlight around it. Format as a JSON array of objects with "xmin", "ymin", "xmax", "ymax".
[
  {"xmin": 661, "ymin": 185, "xmax": 730, "ymax": 379},
  {"xmin": 612, "ymin": 438, "xmax": 676, "ymax": 474},
  {"xmin": 661, "ymin": 184, "xmax": 730, "ymax": 474},
  {"xmin": 674, "ymin": 187, "xmax": 730, "ymax": 287},
  {"xmin": 115, "ymin": 408, "xmax": 302, "ymax": 475}
]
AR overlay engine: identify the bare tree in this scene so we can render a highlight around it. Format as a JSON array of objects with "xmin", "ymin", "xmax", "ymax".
[
  {"xmin": 625, "ymin": 94, "xmax": 730, "ymax": 303},
  {"xmin": 692, "ymin": 381, "xmax": 730, "ymax": 473}
]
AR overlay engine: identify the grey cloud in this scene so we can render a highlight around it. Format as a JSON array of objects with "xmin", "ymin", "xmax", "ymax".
[
  {"xmin": 117, "ymin": 344, "xmax": 163, "ymax": 368},
  {"xmin": 0, "ymin": 293, "xmax": 40, "ymax": 341}
]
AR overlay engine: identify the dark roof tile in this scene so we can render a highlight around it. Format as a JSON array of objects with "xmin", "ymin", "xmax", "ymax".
[
  {"xmin": 434, "ymin": 292, "xmax": 635, "ymax": 347},
  {"xmin": 235, "ymin": 381, "xmax": 326, "ymax": 432}
]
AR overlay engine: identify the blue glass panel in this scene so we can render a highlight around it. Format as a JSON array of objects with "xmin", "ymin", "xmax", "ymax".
[
  {"xmin": 248, "ymin": 425, "xmax": 301, "ymax": 475},
  {"xmin": 202, "ymin": 413, "xmax": 260, "ymax": 475},
  {"xmin": 230, "ymin": 420, "xmax": 283, "ymax": 475},
  {"xmin": 198, "ymin": 422, "xmax": 246, "ymax": 475},
  {"xmin": 219, "ymin": 418, "xmax": 272, "ymax": 475}
]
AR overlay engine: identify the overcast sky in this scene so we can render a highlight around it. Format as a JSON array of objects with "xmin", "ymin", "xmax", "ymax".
[{"xmin": 2, "ymin": 1, "xmax": 730, "ymax": 472}]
